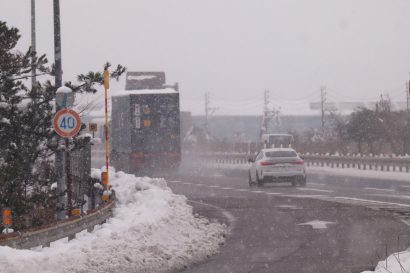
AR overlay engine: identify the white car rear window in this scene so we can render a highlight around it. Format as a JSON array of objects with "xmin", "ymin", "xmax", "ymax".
[{"xmin": 265, "ymin": 151, "xmax": 297, "ymax": 158}]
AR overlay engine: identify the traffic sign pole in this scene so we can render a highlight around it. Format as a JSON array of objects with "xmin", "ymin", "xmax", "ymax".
[{"xmin": 53, "ymin": 101, "xmax": 81, "ymax": 217}]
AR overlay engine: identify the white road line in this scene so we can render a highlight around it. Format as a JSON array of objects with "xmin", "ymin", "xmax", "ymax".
[
  {"xmin": 207, "ymin": 185, "xmax": 220, "ymax": 188},
  {"xmin": 168, "ymin": 180, "xmax": 181, "ymax": 183},
  {"xmin": 309, "ymin": 183, "xmax": 326, "ymax": 186},
  {"xmin": 250, "ymin": 190, "xmax": 265, "ymax": 193},
  {"xmin": 297, "ymin": 188, "xmax": 333, "ymax": 193},
  {"xmin": 234, "ymin": 189, "xmax": 248, "ymax": 192},
  {"xmin": 221, "ymin": 187, "xmax": 234, "ymax": 190},
  {"xmin": 364, "ymin": 187, "xmax": 395, "ymax": 192},
  {"xmin": 334, "ymin": 196, "xmax": 410, "ymax": 207},
  {"xmin": 284, "ymin": 194, "xmax": 326, "ymax": 198},
  {"xmin": 265, "ymin": 192, "xmax": 282, "ymax": 195}
]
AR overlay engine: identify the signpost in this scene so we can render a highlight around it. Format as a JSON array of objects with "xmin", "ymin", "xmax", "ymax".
[
  {"xmin": 53, "ymin": 87, "xmax": 81, "ymax": 216},
  {"xmin": 89, "ymin": 123, "xmax": 98, "ymax": 138},
  {"xmin": 2, "ymin": 208, "xmax": 12, "ymax": 233}
]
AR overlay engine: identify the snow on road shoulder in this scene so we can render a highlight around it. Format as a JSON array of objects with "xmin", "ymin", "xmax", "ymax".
[
  {"xmin": 362, "ymin": 250, "xmax": 410, "ymax": 273},
  {"xmin": 0, "ymin": 170, "xmax": 227, "ymax": 273}
]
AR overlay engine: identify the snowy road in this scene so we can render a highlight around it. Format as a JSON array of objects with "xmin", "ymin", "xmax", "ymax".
[{"xmin": 165, "ymin": 167, "xmax": 410, "ymax": 273}]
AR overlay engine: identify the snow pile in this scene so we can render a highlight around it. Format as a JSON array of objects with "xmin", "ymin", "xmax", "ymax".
[
  {"xmin": 362, "ymin": 250, "xmax": 410, "ymax": 273},
  {"xmin": 0, "ymin": 170, "xmax": 226, "ymax": 273}
]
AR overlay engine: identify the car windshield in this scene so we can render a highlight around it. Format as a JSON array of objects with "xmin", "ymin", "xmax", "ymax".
[{"xmin": 265, "ymin": 151, "xmax": 297, "ymax": 158}]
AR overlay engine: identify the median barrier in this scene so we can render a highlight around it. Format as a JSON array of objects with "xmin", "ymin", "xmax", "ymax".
[{"xmin": 189, "ymin": 152, "xmax": 410, "ymax": 173}]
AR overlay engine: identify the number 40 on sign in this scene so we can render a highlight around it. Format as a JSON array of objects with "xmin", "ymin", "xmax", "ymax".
[{"xmin": 53, "ymin": 109, "xmax": 82, "ymax": 138}]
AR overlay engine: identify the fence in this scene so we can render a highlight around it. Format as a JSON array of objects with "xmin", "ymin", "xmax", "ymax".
[{"xmin": 191, "ymin": 152, "xmax": 410, "ymax": 173}]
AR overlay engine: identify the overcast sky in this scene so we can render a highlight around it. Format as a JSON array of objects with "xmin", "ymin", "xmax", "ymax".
[{"xmin": 1, "ymin": 0, "xmax": 410, "ymax": 115}]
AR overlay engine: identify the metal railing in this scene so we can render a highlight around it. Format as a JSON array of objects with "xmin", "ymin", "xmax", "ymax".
[
  {"xmin": 190, "ymin": 152, "xmax": 410, "ymax": 173},
  {"xmin": 0, "ymin": 195, "xmax": 115, "ymax": 249}
]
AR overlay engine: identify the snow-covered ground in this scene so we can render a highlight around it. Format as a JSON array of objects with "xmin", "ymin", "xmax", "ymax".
[{"xmin": 0, "ymin": 169, "xmax": 226, "ymax": 273}]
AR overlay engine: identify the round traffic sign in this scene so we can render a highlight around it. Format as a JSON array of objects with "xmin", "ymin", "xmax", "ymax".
[{"xmin": 53, "ymin": 109, "xmax": 82, "ymax": 138}]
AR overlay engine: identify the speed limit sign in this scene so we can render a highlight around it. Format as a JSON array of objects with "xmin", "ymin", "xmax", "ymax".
[{"xmin": 53, "ymin": 109, "xmax": 82, "ymax": 137}]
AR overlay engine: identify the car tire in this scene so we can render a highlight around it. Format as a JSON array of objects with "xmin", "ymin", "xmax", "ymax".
[
  {"xmin": 249, "ymin": 171, "xmax": 255, "ymax": 187},
  {"xmin": 256, "ymin": 173, "xmax": 264, "ymax": 187},
  {"xmin": 299, "ymin": 176, "xmax": 307, "ymax": 187}
]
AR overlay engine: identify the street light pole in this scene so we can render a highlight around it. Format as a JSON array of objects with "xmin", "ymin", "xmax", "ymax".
[
  {"xmin": 31, "ymin": 0, "xmax": 36, "ymax": 88},
  {"xmin": 53, "ymin": 0, "xmax": 65, "ymax": 219}
]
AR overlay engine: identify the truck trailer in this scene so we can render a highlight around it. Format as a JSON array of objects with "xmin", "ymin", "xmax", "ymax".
[{"xmin": 110, "ymin": 72, "xmax": 181, "ymax": 174}]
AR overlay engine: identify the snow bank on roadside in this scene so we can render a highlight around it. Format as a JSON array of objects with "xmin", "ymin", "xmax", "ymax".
[
  {"xmin": 0, "ymin": 169, "xmax": 227, "ymax": 273},
  {"xmin": 362, "ymin": 250, "xmax": 410, "ymax": 273}
]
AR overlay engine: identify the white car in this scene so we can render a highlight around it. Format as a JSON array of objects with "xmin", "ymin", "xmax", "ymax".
[{"xmin": 248, "ymin": 148, "xmax": 306, "ymax": 187}]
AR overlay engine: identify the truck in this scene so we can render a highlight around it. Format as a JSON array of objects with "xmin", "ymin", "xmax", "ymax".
[
  {"xmin": 261, "ymin": 133, "xmax": 294, "ymax": 148},
  {"xmin": 110, "ymin": 72, "xmax": 181, "ymax": 174}
]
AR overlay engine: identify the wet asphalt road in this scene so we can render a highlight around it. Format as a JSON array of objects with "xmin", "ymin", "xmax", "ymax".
[{"xmin": 165, "ymin": 168, "xmax": 410, "ymax": 273}]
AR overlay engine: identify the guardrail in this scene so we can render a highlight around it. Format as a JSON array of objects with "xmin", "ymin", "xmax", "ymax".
[
  {"xmin": 0, "ymin": 196, "xmax": 115, "ymax": 249},
  {"xmin": 190, "ymin": 152, "xmax": 410, "ymax": 173}
]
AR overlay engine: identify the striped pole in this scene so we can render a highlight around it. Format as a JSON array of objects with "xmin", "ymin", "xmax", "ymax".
[{"xmin": 103, "ymin": 69, "xmax": 110, "ymax": 192}]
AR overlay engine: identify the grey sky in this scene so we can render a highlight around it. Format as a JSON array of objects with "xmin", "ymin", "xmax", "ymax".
[{"xmin": 1, "ymin": 0, "xmax": 410, "ymax": 115}]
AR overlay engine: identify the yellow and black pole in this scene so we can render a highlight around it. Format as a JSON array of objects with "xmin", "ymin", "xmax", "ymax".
[{"xmin": 102, "ymin": 69, "xmax": 110, "ymax": 201}]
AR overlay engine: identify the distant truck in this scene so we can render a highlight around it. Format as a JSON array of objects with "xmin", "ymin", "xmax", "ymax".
[
  {"xmin": 261, "ymin": 134, "xmax": 294, "ymax": 148},
  {"xmin": 111, "ymin": 72, "xmax": 180, "ymax": 174}
]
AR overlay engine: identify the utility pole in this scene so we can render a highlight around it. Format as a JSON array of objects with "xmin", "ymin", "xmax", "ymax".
[
  {"xmin": 31, "ymin": 0, "xmax": 36, "ymax": 88},
  {"xmin": 261, "ymin": 90, "xmax": 270, "ymax": 136},
  {"xmin": 204, "ymin": 92, "xmax": 217, "ymax": 134},
  {"xmin": 53, "ymin": 0, "xmax": 65, "ymax": 220},
  {"xmin": 320, "ymin": 86, "xmax": 327, "ymax": 131},
  {"xmin": 407, "ymin": 78, "xmax": 410, "ymax": 113}
]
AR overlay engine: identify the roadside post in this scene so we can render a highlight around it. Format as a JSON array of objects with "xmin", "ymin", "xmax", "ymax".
[
  {"xmin": 2, "ymin": 208, "xmax": 12, "ymax": 233},
  {"xmin": 89, "ymin": 123, "xmax": 98, "ymax": 138},
  {"xmin": 102, "ymin": 69, "xmax": 110, "ymax": 201},
  {"xmin": 54, "ymin": 87, "xmax": 81, "ymax": 216}
]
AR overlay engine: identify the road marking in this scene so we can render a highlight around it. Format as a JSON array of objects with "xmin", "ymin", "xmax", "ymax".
[
  {"xmin": 298, "ymin": 220, "xmax": 336, "ymax": 229},
  {"xmin": 309, "ymin": 182, "xmax": 326, "ymax": 186},
  {"xmin": 284, "ymin": 194, "xmax": 326, "ymax": 198},
  {"xmin": 234, "ymin": 189, "xmax": 249, "ymax": 192},
  {"xmin": 364, "ymin": 187, "xmax": 395, "ymax": 192},
  {"xmin": 276, "ymin": 205, "xmax": 302, "ymax": 209},
  {"xmin": 297, "ymin": 188, "xmax": 333, "ymax": 193},
  {"xmin": 221, "ymin": 187, "xmax": 234, "ymax": 190},
  {"xmin": 250, "ymin": 190, "xmax": 265, "ymax": 194},
  {"xmin": 207, "ymin": 185, "xmax": 220, "ymax": 188},
  {"xmin": 265, "ymin": 192, "xmax": 282, "ymax": 195},
  {"xmin": 333, "ymin": 197, "xmax": 410, "ymax": 207}
]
